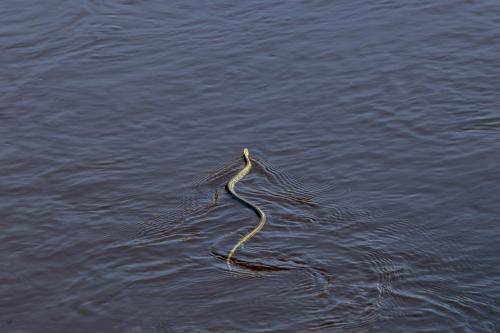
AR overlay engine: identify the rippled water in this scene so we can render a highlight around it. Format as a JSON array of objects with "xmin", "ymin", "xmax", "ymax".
[{"xmin": 1, "ymin": 1, "xmax": 500, "ymax": 332}]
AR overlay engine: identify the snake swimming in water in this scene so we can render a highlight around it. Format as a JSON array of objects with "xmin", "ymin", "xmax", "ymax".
[{"xmin": 226, "ymin": 148, "xmax": 267, "ymax": 268}]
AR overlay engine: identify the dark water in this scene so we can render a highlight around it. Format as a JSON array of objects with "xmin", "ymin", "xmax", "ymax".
[{"xmin": 1, "ymin": 1, "xmax": 500, "ymax": 332}]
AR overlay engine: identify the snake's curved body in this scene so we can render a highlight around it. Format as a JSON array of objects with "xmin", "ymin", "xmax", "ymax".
[{"xmin": 226, "ymin": 148, "xmax": 267, "ymax": 267}]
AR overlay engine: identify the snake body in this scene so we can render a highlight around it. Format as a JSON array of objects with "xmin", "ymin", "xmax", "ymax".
[{"xmin": 226, "ymin": 148, "xmax": 267, "ymax": 267}]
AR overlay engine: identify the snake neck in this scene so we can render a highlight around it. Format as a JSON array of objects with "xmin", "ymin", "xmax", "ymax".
[{"xmin": 227, "ymin": 150, "xmax": 252, "ymax": 193}]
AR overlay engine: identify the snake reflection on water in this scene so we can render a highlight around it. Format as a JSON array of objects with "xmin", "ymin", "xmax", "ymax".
[{"xmin": 226, "ymin": 148, "xmax": 267, "ymax": 268}]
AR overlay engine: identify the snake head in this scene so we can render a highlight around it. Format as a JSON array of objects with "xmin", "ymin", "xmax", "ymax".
[{"xmin": 243, "ymin": 148, "xmax": 250, "ymax": 158}]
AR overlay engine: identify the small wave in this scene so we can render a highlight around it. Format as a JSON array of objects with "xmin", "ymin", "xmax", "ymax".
[{"xmin": 103, "ymin": 157, "xmax": 238, "ymax": 247}]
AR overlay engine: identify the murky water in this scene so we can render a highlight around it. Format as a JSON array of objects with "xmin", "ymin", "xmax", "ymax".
[{"xmin": 1, "ymin": 1, "xmax": 500, "ymax": 332}]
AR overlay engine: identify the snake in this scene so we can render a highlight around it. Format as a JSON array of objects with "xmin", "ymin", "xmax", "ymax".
[{"xmin": 226, "ymin": 148, "xmax": 267, "ymax": 267}]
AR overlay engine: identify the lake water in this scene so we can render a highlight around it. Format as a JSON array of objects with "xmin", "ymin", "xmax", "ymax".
[{"xmin": 1, "ymin": 1, "xmax": 499, "ymax": 332}]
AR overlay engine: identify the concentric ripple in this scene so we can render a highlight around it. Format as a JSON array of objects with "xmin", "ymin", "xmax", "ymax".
[{"xmin": 104, "ymin": 151, "xmax": 487, "ymax": 331}]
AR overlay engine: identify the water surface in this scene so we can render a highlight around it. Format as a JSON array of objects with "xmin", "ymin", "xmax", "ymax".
[{"xmin": 1, "ymin": 1, "xmax": 500, "ymax": 332}]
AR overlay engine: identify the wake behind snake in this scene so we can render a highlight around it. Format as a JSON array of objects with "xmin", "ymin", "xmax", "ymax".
[{"xmin": 226, "ymin": 148, "xmax": 267, "ymax": 268}]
